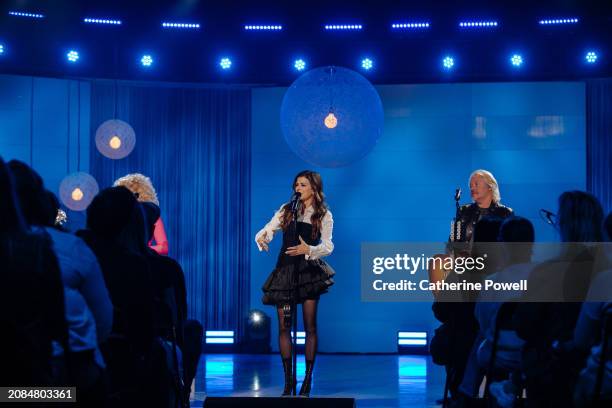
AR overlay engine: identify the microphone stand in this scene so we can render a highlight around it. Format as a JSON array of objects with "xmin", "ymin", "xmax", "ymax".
[
  {"xmin": 452, "ymin": 188, "xmax": 462, "ymax": 243},
  {"xmin": 290, "ymin": 200, "xmax": 299, "ymax": 395}
]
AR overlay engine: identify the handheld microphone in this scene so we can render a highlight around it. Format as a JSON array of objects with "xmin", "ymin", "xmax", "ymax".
[
  {"xmin": 454, "ymin": 188, "xmax": 462, "ymax": 202},
  {"xmin": 290, "ymin": 192, "xmax": 301, "ymax": 213},
  {"xmin": 539, "ymin": 209, "xmax": 556, "ymax": 225}
]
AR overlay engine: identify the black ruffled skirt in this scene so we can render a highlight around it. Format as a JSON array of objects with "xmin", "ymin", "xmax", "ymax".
[{"xmin": 262, "ymin": 258, "xmax": 335, "ymax": 305}]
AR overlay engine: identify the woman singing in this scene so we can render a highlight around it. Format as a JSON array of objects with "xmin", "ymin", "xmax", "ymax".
[
  {"xmin": 255, "ymin": 170, "xmax": 335, "ymax": 397},
  {"xmin": 113, "ymin": 173, "xmax": 169, "ymax": 255}
]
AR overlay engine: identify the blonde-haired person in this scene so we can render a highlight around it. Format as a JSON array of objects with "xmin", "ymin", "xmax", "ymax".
[
  {"xmin": 455, "ymin": 169, "xmax": 513, "ymax": 243},
  {"xmin": 113, "ymin": 173, "xmax": 169, "ymax": 255}
]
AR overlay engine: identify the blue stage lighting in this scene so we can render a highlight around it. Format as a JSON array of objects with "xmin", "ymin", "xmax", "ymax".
[
  {"xmin": 0, "ymin": 45, "xmax": 4, "ymax": 55},
  {"xmin": 204, "ymin": 330, "xmax": 236, "ymax": 352},
  {"xmin": 8, "ymin": 11, "xmax": 44, "ymax": 19},
  {"xmin": 361, "ymin": 58, "xmax": 373, "ymax": 70},
  {"xmin": 291, "ymin": 331, "xmax": 306, "ymax": 345},
  {"xmin": 442, "ymin": 56, "xmax": 455, "ymax": 69},
  {"xmin": 245, "ymin": 310, "xmax": 271, "ymax": 353},
  {"xmin": 538, "ymin": 18, "xmax": 579, "ymax": 25},
  {"xmin": 141, "ymin": 55, "xmax": 153, "ymax": 67},
  {"xmin": 585, "ymin": 51, "xmax": 598, "ymax": 64},
  {"xmin": 294, "ymin": 59, "xmax": 306, "ymax": 71},
  {"xmin": 459, "ymin": 20, "xmax": 498, "ymax": 28},
  {"xmin": 398, "ymin": 331, "xmax": 428, "ymax": 354},
  {"xmin": 205, "ymin": 330, "xmax": 235, "ymax": 344},
  {"xmin": 249, "ymin": 311, "xmax": 263, "ymax": 324},
  {"xmin": 391, "ymin": 22, "xmax": 430, "ymax": 29},
  {"xmin": 219, "ymin": 57, "xmax": 232, "ymax": 70},
  {"xmin": 161, "ymin": 22, "xmax": 200, "ymax": 29},
  {"xmin": 398, "ymin": 356, "xmax": 427, "ymax": 378},
  {"xmin": 67, "ymin": 50, "xmax": 79, "ymax": 63},
  {"xmin": 324, "ymin": 24, "xmax": 363, "ymax": 31},
  {"xmin": 83, "ymin": 18, "xmax": 122, "ymax": 25},
  {"xmin": 205, "ymin": 355, "xmax": 234, "ymax": 377},
  {"xmin": 244, "ymin": 25, "xmax": 283, "ymax": 31},
  {"xmin": 510, "ymin": 54, "xmax": 523, "ymax": 67}
]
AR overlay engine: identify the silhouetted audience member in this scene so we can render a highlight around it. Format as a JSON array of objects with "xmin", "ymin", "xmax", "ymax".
[
  {"xmin": 515, "ymin": 191, "xmax": 608, "ymax": 407},
  {"xmin": 573, "ymin": 269, "xmax": 612, "ymax": 406},
  {"xmin": 142, "ymin": 202, "xmax": 203, "ymax": 401},
  {"xmin": 0, "ymin": 156, "xmax": 67, "ymax": 386},
  {"xmin": 8, "ymin": 160, "xmax": 112, "ymax": 407},
  {"xmin": 114, "ymin": 199, "xmax": 188, "ymax": 406},
  {"xmin": 460, "ymin": 217, "xmax": 535, "ymax": 398},
  {"xmin": 480, "ymin": 216, "xmax": 534, "ymax": 347},
  {"xmin": 77, "ymin": 186, "xmax": 156, "ymax": 406},
  {"xmin": 573, "ymin": 213, "xmax": 612, "ymax": 406},
  {"xmin": 431, "ymin": 216, "xmax": 504, "ymax": 399},
  {"xmin": 604, "ymin": 212, "xmax": 612, "ymax": 242}
]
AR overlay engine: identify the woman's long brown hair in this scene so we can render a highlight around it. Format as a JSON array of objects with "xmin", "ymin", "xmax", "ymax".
[{"xmin": 280, "ymin": 170, "xmax": 328, "ymax": 239}]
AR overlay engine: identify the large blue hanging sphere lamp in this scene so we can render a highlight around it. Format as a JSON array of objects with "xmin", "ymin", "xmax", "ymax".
[{"xmin": 280, "ymin": 66, "xmax": 384, "ymax": 168}]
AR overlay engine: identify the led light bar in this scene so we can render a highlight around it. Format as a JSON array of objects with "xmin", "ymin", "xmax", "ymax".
[
  {"xmin": 291, "ymin": 331, "xmax": 306, "ymax": 345},
  {"xmin": 8, "ymin": 11, "xmax": 44, "ymax": 19},
  {"xmin": 325, "ymin": 24, "xmax": 363, "ymax": 30},
  {"xmin": 205, "ymin": 330, "xmax": 235, "ymax": 344},
  {"xmin": 539, "ymin": 18, "xmax": 579, "ymax": 25},
  {"xmin": 206, "ymin": 330, "xmax": 234, "ymax": 337},
  {"xmin": 162, "ymin": 22, "xmax": 200, "ymax": 29},
  {"xmin": 84, "ymin": 18, "xmax": 122, "ymax": 25},
  {"xmin": 398, "ymin": 339, "xmax": 428, "ymax": 345},
  {"xmin": 398, "ymin": 332, "xmax": 427, "ymax": 338},
  {"xmin": 391, "ymin": 22, "xmax": 430, "ymax": 29},
  {"xmin": 459, "ymin": 21, "xmax": 498, "ymax": 27},
  {"xmin": 398, "ymin": 331, "xmax": 428, "ymax": 353},
  {"xmin": 244, "ymin": 25, "xmax": 283, "ymax": 30},
  {"xmin": 206, "ymin": 338, "xmax": 234, "ymax": 344}
]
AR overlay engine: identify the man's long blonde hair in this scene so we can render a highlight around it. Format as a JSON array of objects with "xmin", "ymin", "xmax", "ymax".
[{"xmin": 469, "ymin": 169, "xmax": 501, "ymax": 203}]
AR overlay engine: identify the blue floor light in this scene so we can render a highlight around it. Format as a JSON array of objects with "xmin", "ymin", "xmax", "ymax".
[{"xmin": 398, "ymin": 331, "xmax": 428, "ymax": 354}]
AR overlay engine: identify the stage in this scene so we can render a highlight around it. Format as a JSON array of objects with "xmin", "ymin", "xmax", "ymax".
[{"xmin": 192, "ymin": 354, "xmax": 446, "ymax": 407}]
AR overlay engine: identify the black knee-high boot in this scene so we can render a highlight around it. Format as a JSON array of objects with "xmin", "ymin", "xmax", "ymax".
[
  {"xmin": 281, "ymin": 358, "xmax": 293, "ymax": 396},
  {"xmin": 299, "ymin": 360, "xmax": 315, "ymax": 397}
]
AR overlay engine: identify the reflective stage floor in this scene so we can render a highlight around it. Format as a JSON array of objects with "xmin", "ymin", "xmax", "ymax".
[{"xmin": 192, "ymin": 354, "xmax": 446, "ymax": 407}]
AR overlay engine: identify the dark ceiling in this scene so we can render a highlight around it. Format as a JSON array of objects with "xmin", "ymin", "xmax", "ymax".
[{"xmin": 1, "ymin": 0, "xmax": 611, "ymax": 84}]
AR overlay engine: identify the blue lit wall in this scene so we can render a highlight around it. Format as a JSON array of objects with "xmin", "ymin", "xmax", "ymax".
[
  {"xmin": 251, "ymin": 82, "xmax": 586, "ymax": 352},
  {"xmin": 0, "ymin": 74, "xmax": 91, "ymax": 228},
  {"xmin": 0, "ymin": 75, "xmax": 586, "ymax": 352}
]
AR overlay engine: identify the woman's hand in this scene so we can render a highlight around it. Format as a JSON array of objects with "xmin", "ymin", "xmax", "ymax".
[
  {"xmin": 257, "ymin": 233, "xmax": 270, "ymax": 252},
  {"xmin": 285, "ymin": 236, "xmax": 310, "ymax": 256}
]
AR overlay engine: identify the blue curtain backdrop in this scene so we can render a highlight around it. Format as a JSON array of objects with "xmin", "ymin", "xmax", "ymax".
[
  {"xmin": 89, "ymin": 80, "xmax": 251, "ymax": 340},
  {"xmin": 587, "ymin": 79, "xmax": 612, "ymax": 214}
]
